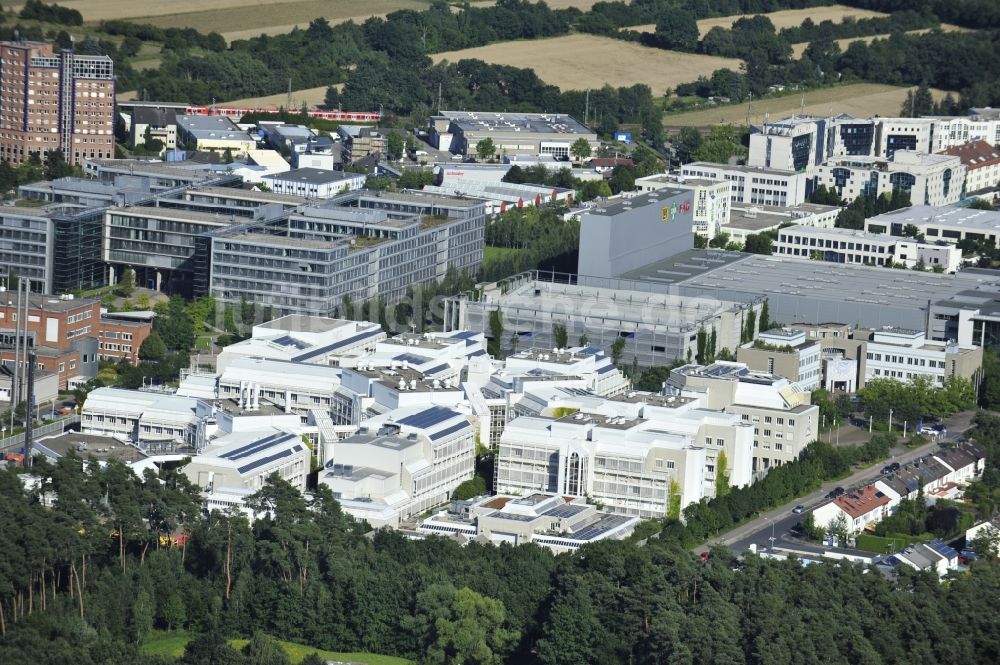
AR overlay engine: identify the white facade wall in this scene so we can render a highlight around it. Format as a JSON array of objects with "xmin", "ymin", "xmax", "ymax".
[
  {"xmin": 965, "ymin": 162, "xmax": 1000, "ymax": 193},
  {"xmin": 774, "ymin": 227, "xmax": 962, "ymax": 271},
  {"xmin": 864, "ymin": 331, "xmax": 958, "ymax": 386},
  {"xmin": 265, "ymin": 172, "xmax": 365, "ymax": 198},
  {"xmin": 815, "ymin": 152, "xmax": 965, "ymax": 207},
  {"xmin": 681, "ymin": 163, "xmax": 811, "ymax": 207}
]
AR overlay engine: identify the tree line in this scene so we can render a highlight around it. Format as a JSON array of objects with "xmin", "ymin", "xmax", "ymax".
[
  {"xmin": 670, "ymin": 18, "xmax": 1000, "ymax": 110},
  {"xmin": 480, "ymin": 206, "xmax": 580, "ymax": 283},
  {"xmin": 778, "ymin": 9, "xmax": 937, "ymax": 43},
  {"xmin": 5, "ymin": 441, "xmax": 1000, "ymax": 665},
  {"xmin": 839, "ymin": 0, "xmax": 1000, "ymax": 30}
]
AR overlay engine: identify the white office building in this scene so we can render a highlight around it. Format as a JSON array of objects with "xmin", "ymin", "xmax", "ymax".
[
  {"xmin": 865, "ymin": 205, "xmax": 1000, "ymax": 249},
  {"xmin": 680, "ymin": 162, "xmax": 812, "ymax": 207},
  {"xmin": 773, "ymin": 225, "xmax": 963, "ymax": 272},
  {"xmin": 81, "ymin": 387, "xmax": 209, "ymax": 453},
  {"xmin": 215, "ymin": 316, "xmax": 386, "ymax": 370},
  {"xmin": 941, "ymin": 140, "xmax": 1000, "ymax": 194},
  {"xmin": 496, "ymin": 398, "xmax": 753, "ymax": 519},
  {"xmin": 815, "ymin": 151, "xmax": 965, "ymax": 206},
  {"xmin": 317, "ymin": 405, "xmax": 476, "ymax": 527},
  {"xmin": 748, "ymin": 116, "xmax": 824, "ymax": 171},
  {"xmin": 726, "ymin": 202, "xmax": 839, "ymax": 245},
  {"xmin": 417, "ymin": 493, "xmax": 639, "ymax": 552},
  {"xmin": 666, "ymin": 361, "xmax": 819, "ymax": 472},
  {"xmin": 261, "ymin": 168, "xmax": 366, "ymax": 198},
  {"xmin": 934, "ymin": 110, "xmax": 1000, "ymax": 151},
  {"xmin": 183, "ymin": 428, "xmax": 310, "ymax": 493},
  {"xmin": 864, "ymin": 327, "xmax": 982, "ymax": 387}
]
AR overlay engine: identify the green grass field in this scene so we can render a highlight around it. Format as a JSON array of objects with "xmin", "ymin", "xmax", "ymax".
[
  {"xmin": 483, "ymin": 246, "xmax": 520, "ymax": 261},
  {"xmin": 856, "ymin": 532, "xmax": 935, "ymax": 554},
  {"xmin": 141, "ymin": 631, "xmax": 412, "ymax": 664}
]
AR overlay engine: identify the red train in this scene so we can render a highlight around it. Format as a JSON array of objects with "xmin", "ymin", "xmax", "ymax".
[{"xmin": 183, "ymin": 105, "xmax": 381, "ymax": 123}]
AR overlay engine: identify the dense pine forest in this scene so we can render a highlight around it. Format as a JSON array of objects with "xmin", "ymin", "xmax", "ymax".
[{"xmin": 2, "ymin": 410, "xmax": 1000, "ymax": 665}]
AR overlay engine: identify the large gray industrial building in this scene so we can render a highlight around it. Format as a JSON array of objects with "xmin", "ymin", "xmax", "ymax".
[
  {"xmin": 577, "ymin": 189, "xmax": 695, "ymax": 278},
  {"xmin": 448, "ymin": 191, "xmax": 761, "ymax": 365},
  {"xmin": 448, "ymin": 189, "xmax": 1000, "ymax": 364}
]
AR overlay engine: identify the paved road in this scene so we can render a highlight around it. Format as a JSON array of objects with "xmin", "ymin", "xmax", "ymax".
[{"xmin": 697, "ymin": 412, "xmax": 975, "ymax": 556}]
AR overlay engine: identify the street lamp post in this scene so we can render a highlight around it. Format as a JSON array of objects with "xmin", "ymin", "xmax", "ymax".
[
  {"xmin": 760, "ymin": 512, "xmax": 776, "ymax": 551},
  {"xmin": 888, "ymin": 408, "xmax": 894, "ymax": 432}
]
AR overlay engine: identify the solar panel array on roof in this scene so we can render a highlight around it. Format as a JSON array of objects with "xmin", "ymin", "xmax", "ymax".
[
  {"xmin": 580, "ymin": 346, "xmax": 603, "ymax": 355},
  {"xmin": 398, "ymin": 406, "xmax": 458, "ymax": 429},
  {"xmin": 451, "ymin": 330, "xmax": 479, "ymax": 340},
  {"xmin": 544, "ymin": 503, "xmax": 588, "ymax": 519},
  {"xmin": 424, "ymin": 364, "xmax": 450, "ymax": 376},
  {"xmin": 219, "ymin": 432, "xmax": 295, "ymax": 460},
  {"xmin": 429, "ymin": 421, "xmax": 472, "ymax": 441},
  {"xmin": 572, "ymin": 515, "xmax": 633, "ymax": 541},
  {"xmin": 271, "ymin": 335, "xmax": 308, "ymax": 350},
  {"xmin": 597, "ymin": 364, "xmax": 615, "ymax": 374},
  {"xmin": 393, "ymin": 353, "xmax": 429, "ymax": 365},
  {"xmin": 469, "ymin": 349, "xmax": 487, "ymax": 357},
  {"xmin": 926, "ymin": 540, "xmax": 958, "ymax": 559},
  {"xmin": 704, "ymin": 364, "xmax": 748, "ymax": 378},
  {"xmin": 294, "ymin": 329, "xmax": 379, "ymax": 361},
  {"xmin": 237, "ymin": 445, "xmax": 302, "ymax": 474}
]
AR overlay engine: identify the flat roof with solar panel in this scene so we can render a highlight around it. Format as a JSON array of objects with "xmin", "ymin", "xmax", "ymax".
[
  {"xmin": 569, "ymin": 514, "xmax": 635, "ymax": 541},
  {"xmin": 397, "ymin": 406, "xmax": 459, "ymax": 429}
]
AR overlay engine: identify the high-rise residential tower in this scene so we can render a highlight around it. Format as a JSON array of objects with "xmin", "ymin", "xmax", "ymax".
[{"xmin": 0, "ymin": 41, "xmax": 114, "ymax": 166}]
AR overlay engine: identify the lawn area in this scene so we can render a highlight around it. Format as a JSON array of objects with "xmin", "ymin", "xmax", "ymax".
[
  {"xmin": 142, "ymin": 630, "xmax": 412, "ymax": 665},
  {"xmin": 484, "ymin": 246, "xmax": 520, "ymax": 262},
  {"xmin": 194, "ymin": 335, "xmax": 213, "ymax": 351},
  {"xmin": 856, "ymin": 532, "xmax": 935, "ymax": 554}
]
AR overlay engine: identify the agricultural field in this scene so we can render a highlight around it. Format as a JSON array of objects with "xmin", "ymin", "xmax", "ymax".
[
  {"xmin": 449, "ymin": 0, "xmax": 602, "ymax": 8},
  {"xmin": 33, "ymin": 0, "xmax": 425, "ymax": 40},
  {"xmin": 432, "ymin": 34, "xmax": 743, "ymax": 93},
  {"xmin": 628, "ymin": 4, "xmax": 888, "ymax": 36},
  {"xmin": 663, "ymin": 83, "xmax": 949, "ymax": 128},
  {"xmin": 225, "ymin": 84, "xmax": 341, "ymax": 109},
  {"xmin": 790, "ymin": 24, "xmax": 972, "ymax": 57}
]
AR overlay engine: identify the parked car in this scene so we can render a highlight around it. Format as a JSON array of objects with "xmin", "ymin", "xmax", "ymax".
[
  {"xmin": 792, "ymin": 505, "xmax": 806, "ymax": 514},
  {"xmin": 826, "ymin": 487, "xmax": 845, "ymax": 499},
  {"xmin": 960, "ymin": 549, "xmax": 979, "ymax": 564},
  {"xmin": 881, "ymin": 462, "xmax": 901, "ymax": 474}
]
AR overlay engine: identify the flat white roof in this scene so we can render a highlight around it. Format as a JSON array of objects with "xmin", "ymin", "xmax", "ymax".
[
  {"xmin": 222, "ymin": 356, "xmax": 342, "ymax": 393},
  {"xmin": 868, "ymin": 205, "xmax": 1000, "ymax": 232},
  {"xmin": 83, "ymin": 387, "xmax": 201, "ymax": 417}
]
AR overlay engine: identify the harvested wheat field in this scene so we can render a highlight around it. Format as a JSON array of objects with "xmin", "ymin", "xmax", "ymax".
[
  {"xmin": 44, "ymin": 0, "xmax": 424, "ymax": 37},
  {"xmin": 628, "ymin": 4, "xmax": 887, "ymax": 36},
  {"xmin": 664, "ymin": 83, "xmax": 949, "ymax": 128},
  {"xmin": 226, "ymin": 85, "xmax": 342, "ymax": 109},
  {"xmin": 433, "ymin": 34, "xmax": 743, "ymax": 93},
  {"xmin": 451, "ymin": 0, "xmax": 603, "ymax": 9},
  {"xmin": 790, "ymin": 24, "xmax": 972, "ymax": 58}
]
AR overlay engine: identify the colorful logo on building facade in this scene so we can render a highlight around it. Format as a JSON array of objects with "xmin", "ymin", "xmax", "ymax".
[{"xmin": 661, "ymin": 200, "xmax": 691, "ymax": 222}]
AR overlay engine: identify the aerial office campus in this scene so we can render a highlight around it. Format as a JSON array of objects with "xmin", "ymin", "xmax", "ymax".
[{"xmin": 3, "ymin": 2, "xmax": 1000, "ymax": 663}]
